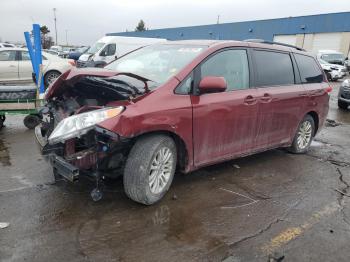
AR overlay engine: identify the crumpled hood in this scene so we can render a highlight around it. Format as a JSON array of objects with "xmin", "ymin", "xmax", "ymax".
[
  {"xmin": 45, "ymin": 68, "xmax": 152, "ymax": 99},
  {"xmin": 45, "ymin": 68, "xmax": 120, "ymax": 99}
]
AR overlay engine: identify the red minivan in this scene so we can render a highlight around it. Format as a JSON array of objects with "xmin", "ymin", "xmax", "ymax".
[{"xmin": 36, "ymin": 40, "xmax": 330, "ymax": 204}]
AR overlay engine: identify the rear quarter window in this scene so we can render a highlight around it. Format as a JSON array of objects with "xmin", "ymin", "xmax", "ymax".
[
  {"xmin": 253, "ymin": 50, "xmax": 295, "ymax": 87},
  {"xmin": 295, "ymin": 54, "xmax": 323, "ymax": 83}
]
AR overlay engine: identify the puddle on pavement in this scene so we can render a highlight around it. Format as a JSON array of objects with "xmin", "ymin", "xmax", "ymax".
[{"xmin": 0, "ymin": 137, "xmax": 11, "ymax": 166}]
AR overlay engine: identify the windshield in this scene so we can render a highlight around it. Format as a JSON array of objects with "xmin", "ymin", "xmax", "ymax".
[
  {"xmin": 321, "ymin": 53, "xmax": 344, "ymax": 62},
  {"xmin": 105, "ymin": 44, "xmax": 206, "ymax": 87},
  {"xmin": 87, "ymin": 42, "xmax": 105, "ymax": 54}
]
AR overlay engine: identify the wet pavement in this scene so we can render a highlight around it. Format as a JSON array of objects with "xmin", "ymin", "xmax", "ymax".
[{"xmin": 1, "ymin": 80, "xmax": 350, "ymax": 262}]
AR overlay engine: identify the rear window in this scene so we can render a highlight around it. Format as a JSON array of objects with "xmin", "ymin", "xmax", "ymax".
[
  {"xmin": 254, "ymin": 50, "xmax": 295, "ymax": 87},
  {"xmin": 295, "ymin": 54, "xmax": 323, "ymax": 84}
]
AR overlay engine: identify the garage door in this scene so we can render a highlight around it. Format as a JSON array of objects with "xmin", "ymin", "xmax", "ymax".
[
  {"xmin": 311, "ymin": 33, "xmax": 342, "ymax": 53},
  {"xmin": 273, "ymin": 35, "xmax": 297, "ymax": 46}
]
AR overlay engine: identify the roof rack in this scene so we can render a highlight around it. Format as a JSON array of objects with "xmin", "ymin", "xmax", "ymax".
[{"xmin": 244, "ymin": 39, "xmax": 306, "ymax": 51}]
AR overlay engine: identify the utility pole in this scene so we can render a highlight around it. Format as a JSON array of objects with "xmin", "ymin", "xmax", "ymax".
[
  {"xmin": 53, "ymin": 8, "xmax": 58, "ymax": 45},
  {"xmin": 65, "ymin": 29, "xmax": 68, "ymax": 46},
  {"xmin": 217, "ymin": 15, "xmax": 220, "ymax": 24}
]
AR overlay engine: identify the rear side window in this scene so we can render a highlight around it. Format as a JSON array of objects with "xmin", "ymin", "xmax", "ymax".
[
  {"xmin": 201, "ymin": 49, "xmax": 249, "ymax": 91},
  {"xmin": 254, "ymin": 50, "xmax": 295, "ymax": 87},
  {"xmin": 21, "ymin": 51, "xmax": 31, "ymax": 60},
  {"xmin": 295, "ymin": 54, "xmax": 323, "ymax": 83}
]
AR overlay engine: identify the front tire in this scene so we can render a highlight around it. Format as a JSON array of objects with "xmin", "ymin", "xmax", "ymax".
[
  {"xmin": 288, "ymin": 115, "xmax": 315, "ymax": 154},
  {"xmin": 123, "ymin": 134, "xmax": 177, "ymax": 205},
  {"xmin": 338, "ymin": 100, "xmax": 348, "ymax": 110},
  {"xmin": 23, "ymin": 114, "xmax": 40, "ymax": 129}
]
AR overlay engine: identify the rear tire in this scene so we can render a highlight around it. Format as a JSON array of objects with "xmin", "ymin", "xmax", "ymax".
[
  {"xmin": 288, "ymin": 115, "xmax": 315, "ymax": 154},
  {"xmin": 123, "ymin": 134, "xmax": 177, "ymax": 205},
  {"xmin": 23, "ymin": 115, "xmax": 40, "ymax": 129},
  {"xmin": 44, "ymin": 70, "xmax": 61, "ymax": 89},
  {"xmin": 338, "ymin": 100, "xmax": 348, "ymax": 110}
]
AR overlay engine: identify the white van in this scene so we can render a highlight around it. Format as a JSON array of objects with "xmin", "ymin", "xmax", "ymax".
[{"xmin": 77, "ymin": 36, "xmax": 166, "ymax": 67}]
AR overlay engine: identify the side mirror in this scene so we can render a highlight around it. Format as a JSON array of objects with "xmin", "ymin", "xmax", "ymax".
[
  {"xmin": 198, "ymin": 76, "xmax": 227, "ymax": 94},
  {"xmin": 100, "ymin": 50, "xmax": 106, "ymax": 56},
  {"xmin": 115, "ymin": 55, "xmax": 118, "ymax": 60}
]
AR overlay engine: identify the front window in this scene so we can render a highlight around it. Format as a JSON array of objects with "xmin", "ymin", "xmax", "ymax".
[
  {"xmin": 0, "ymin": 50, "xmax": 16, "ymax": 61},
  {"xmin": 100, "ymin": 44, "xmax": 116, "ymax": 56},
  {"xmin": 87, "ymin": 42, "xmax": 105, "ymax": 54},
  {"xmin": 105, "ymin": 44, "xmax": 206, "ymax": 87},
  {"xmin": 201, "ymin": 49, "xmax": 250, "ymax": 90}
]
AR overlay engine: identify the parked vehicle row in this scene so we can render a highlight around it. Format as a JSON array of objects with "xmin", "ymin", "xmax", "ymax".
[
  {"xmin": 77, "ymin": 36, "xmax": 166, "ymax": 68},
  {"xmin": 35, "ymin": 40, "xmax": 330, "ymax": 204},
  {"xmin": 0, "ymin": 47, "xmax": 75, "ymax": 88}
]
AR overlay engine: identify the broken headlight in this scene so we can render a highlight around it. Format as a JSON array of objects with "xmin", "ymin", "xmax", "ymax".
[{"xmin": 48, "ymin": 107, "xmax": 124, "ymax": 145}]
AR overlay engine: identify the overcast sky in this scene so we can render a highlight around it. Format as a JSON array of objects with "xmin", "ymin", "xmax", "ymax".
[{"xmin": 1, "ymin": 0, "xmax": 349, "ymax": 46}]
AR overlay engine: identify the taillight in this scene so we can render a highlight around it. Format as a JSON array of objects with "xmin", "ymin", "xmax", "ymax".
[
  {"xmin": 325, "ymin": 86, "xmax": 332, "ymax": 93},
  {"xmin": 68, "ymin": 59, "xmax": 76, "ymax": 66}
]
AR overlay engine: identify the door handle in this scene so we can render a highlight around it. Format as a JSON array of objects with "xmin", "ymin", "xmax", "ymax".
[
  {"xmin": 299, "ymin": 93, "xmax": 308, "ymax": 97},
  {"xmin": 260, "ymin": 93, "xmax": 272, "ymax": 103},
  {"xmin": 244, "ymin": 95, "xmax": 257, "ymax": 105},
  {"xmin": 9, "ymin": 65, "xmax": 16, "ymax": 68}
]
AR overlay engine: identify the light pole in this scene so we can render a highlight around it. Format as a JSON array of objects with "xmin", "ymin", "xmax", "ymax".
[
  {"xmin": 65, "ymin": 29, "xmax": 68, "ymax": 46},
  {"xmin": 53, "ymin": 8, "xmax": 58, "ymax": 45}
]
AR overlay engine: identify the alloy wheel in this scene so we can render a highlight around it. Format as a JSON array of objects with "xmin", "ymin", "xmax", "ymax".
[
  {"xmin": 149, "ymin": 147, "xmax": 174, "ymax": 194},
  {"xmin": 297, "ymin": 120, "xmax": 312, "ymax": 149}
]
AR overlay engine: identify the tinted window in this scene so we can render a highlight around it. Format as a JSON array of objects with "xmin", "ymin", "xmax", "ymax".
[
  {"xmin": 201, "ymin": 49, "xmax": 249, "ymax": 91},
  {"xmin": 0, "ymin": 50, "xmax": 16, "ymax": 61},
  {"xmin": 295, "ymin": 54, "xmax": 323, "ymax": 83},
  {"xmin": 254, "ymin": 50, "xmax": 294, "ymax": 87}
]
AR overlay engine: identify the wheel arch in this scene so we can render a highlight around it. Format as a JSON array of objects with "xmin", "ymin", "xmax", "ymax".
[
  {"xmin": 306, "ymin": 111, "xmax": 319, "ymax": 135},
  {"xmin": 133, "ymin": 130, "xmax": 189, "ymax": 172}
]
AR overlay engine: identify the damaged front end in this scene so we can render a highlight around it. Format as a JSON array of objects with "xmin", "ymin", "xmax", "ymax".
[{"xmin": 35, "ymin": 69, "xmax": 150, "ymax": 200}]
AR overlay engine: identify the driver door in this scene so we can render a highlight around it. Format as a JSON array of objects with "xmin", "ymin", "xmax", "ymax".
[{"xmin": 191, "ymin": 48, "xmax": 260, "ymax": 167}]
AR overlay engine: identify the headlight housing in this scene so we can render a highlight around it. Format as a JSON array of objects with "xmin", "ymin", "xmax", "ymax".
[{"xmin": 48, "ymin": 107, "xmax": 124, "ymax": 144}]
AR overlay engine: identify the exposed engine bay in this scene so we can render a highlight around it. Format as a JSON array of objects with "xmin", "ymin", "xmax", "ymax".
[{"xmin": 36, "ymin": 73, "xmax": 150, "ymax": 182}]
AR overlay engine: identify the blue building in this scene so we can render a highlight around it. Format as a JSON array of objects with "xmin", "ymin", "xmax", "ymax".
[{"xmin": 108, "ymin": 12, "xmax": 350, "ymax": 56}]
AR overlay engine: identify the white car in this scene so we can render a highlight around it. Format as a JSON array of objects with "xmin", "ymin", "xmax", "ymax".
[
  {"xmin": 0, "ymin": 48, "xmax": 75, "ymax": 88},
  {"xmin": 318, "ymin": 58, "xmax": 346, "ymax": 81}
]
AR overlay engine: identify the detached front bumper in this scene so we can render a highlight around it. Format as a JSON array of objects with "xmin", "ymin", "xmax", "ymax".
[{"xmin": 52, "ymin": 155, "xmax": 80, "ymax": 182}]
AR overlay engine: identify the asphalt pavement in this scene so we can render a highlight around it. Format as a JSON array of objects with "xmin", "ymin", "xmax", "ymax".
[{"xmin": 1, "ymin": 79, "xmax": 350, "ymax": 262}]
